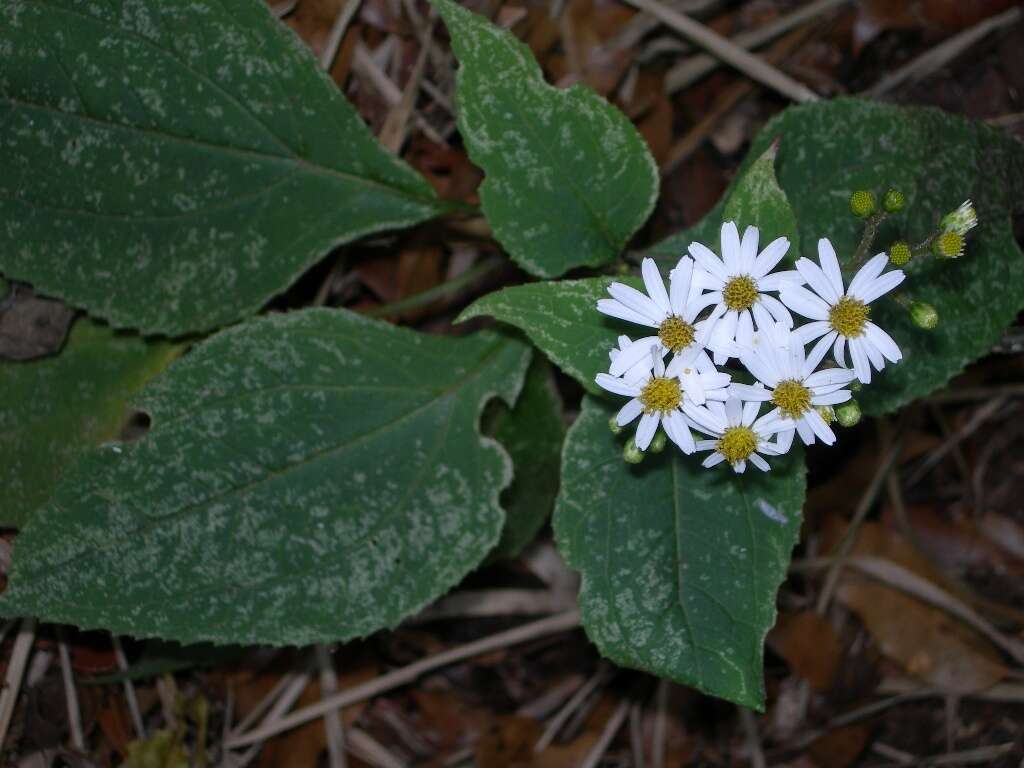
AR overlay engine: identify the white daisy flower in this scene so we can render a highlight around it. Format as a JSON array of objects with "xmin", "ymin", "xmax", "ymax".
[
  {"xmin": 595, "ymin": 349, "xmax": 731, "ymax": 453},
  {"xmin": 687, "ymin": 221, "xmax": 803, "ymax": 364},
  {"xmin": 685, "ymin": 396, "xmax": 790, "ymax": 473},
  {"xmin": 608, "ymin": 335, "xmax": 655, "ymax": 385},
  {"xmin": 597, "ymin": 256, "xmax": 721, "ymax": 376},
  {"xmin": 730, "ymin": 322, "xmax": 856, "ymax": 449},
  {"xmin": 779, "ymin": 238, "xmax": 905, "ymax": 384}
]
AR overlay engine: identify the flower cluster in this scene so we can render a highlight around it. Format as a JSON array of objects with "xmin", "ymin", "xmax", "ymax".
[{"xmin": 596, "ymin": 221, "xmax": 908, "ymax": 473}]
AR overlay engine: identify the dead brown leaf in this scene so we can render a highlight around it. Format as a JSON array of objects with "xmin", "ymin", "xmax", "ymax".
[{"xmin": 768, "ymin": 610, "xmax": 843, "ymax": 691}]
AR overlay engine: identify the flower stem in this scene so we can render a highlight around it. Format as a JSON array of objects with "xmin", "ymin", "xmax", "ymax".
[{"xmin": 851, "ymin": 212, "xmax": 888, "ymax": 267}]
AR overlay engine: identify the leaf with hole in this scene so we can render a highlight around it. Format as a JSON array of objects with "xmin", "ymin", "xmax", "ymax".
[
  {"xmin": 0, "ymin": 0, "xmax": 446, "ymax": 335},
  {"xmin": 0, "ymin": 309, "xmax": 531, "ymax": 645}
]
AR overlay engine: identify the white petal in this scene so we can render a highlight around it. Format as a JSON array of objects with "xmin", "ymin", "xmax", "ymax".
[
  {"xmin": 733, "ymin": 459, "xmax": 747, "ymax": 473},
  {"xmin": 740, "ymin": 353, "xmax": 780, "ymax": 388},
  {"xmin": 854, "ymin": 270, "xmax": 905, "ymax": 304},
  {"xmin": 597, "ymin": 299, "xmax": 657, "ymax": 327},
  {"xmin": 730, "ymin": 383, "xmax": 773, "ymax": 401},
  {"xmin": 760, "ymin": 294, "xmax": 796, "ymax": 327},
  {"xmin": 702, "ymin": 452, "xmax": 726, "ymax": 468},
  {"xmin": 788, "ymin": 335, "xmax": 806, "ymax": 379},
  {"xmin": 776, "ymin": 428, "xmax": 795, "ymax": 453},
  {"xmin": 684, "ymin": 291, "xmax": 724, "ymax": 321},
  {"xmin": 805, "ymin": 368, "xmax": 856, "ymax": 389},
  {"xmin": 609, "ymin": 337, "xmax": 660, "ymax": 377},
  {"xmin": 596, "ymin": 373, "xmax": 642, "ymax": 397},
  {"xmin": 779, "ymin": 284, "xmax": 830, "ymax": 321},
  {"xmin": 758, "ymin": 270, "xmax": 803, "ymax": 291},
  {"xmin": 817, "ymin": 238, "xmax": 846, "ymax": 298},
  {"xmin": 608, "ymin": 282, "xmax": 666, "ymax": 324},
  {"xmin": 848, "ymin": 254, "xmax": 889, "ymax": 297},
  {"xmin": 721, "ymin": 221, "xmax": 742, "ymax": 273},
  {"xmin": 695, "ymin": 439, "xmax": 718, "ymax": 451},
  {"xmin": 725, "ymin": 396, "xmax": 743, "ymax": 425},
  {"xmin": 682, "ymin": 369, "xmax": 705, "ymax": 405},
  {"xmin": 684, "ymin": 402, "xmax": 724, "ymax": 435},
  {"xmin": 742, "ymin": 399, "xmax": 761, "ymax": 426},
  {"xmin": 849, "ymin": 338, "xmax": 872, "ymax": 383},
  {"xmin": 669, "ymin": 257, "xmax": 695, "ymax": 316},
  {"xmin": 740, "ymin": 225, "xmax": 760, "ymax": 272},
  {"xmin": 666, "ymin": 411, "xmax": 696, "ymax": 454},
  {"xmin": 862, "ymin": 337, "xmax": 885, "ymax": 371},
  {"xmin": 642, "ymin": 258, "xmax": 672, "ymax": 315},
  {"xmin": 688, "ymin": 241, "xmax": 729, "ymax": 282},
  {"xmin": 736, "ymin": 310, "xmax": 754, "ymax": 349},
  {"xmin": 795, "ymin": 418, "xmax": 815, "ymax": 445},
  {"xmin": 749, "ymin": 453, "xmax": 771, "ymax": 472},
  {"xmin": 803, "ymin": 333, "xmax": 834, "ymax": 377},
  {"xmin": 635, "ymin": 412, "xmax": 658, "ymax": 451},
  {"xmin": 833, "ymin": 334, "xmax": 847, "ymax": 368},
  {"xmin": 752, "ymin": 236, "xmax": 790, "ymax": 278},
  {"xmin": 795, "ymin": 321, "xmax": 832, "ymax": 344},
  {"xmin": 812, "ymin": 389, "xmax": 852, "ymax": 406},
  {"xmin": 617, "ymin": 398, "xmax": 643, "ymax": 425},
  {"xmin": 796, "ymin": 257, "xmax": 840, "ymax": 304},
  {"xmin": 864, "ymin": 322, "xmax": 902, "ymax": 363},
  {"xmin": 804, "ymin": 408, "xmax": 837, "ymax": 445},
  {"xmin": 751, "ymin": 301, "xmax": 775, "ymax": 332}
]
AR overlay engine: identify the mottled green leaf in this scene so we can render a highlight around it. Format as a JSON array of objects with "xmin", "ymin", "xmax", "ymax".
[
  {"xmin": 432, "ymin": 0, "xmax": 658, "ymax": 278},
  {"xmin": 0, "ymin": 310, "xmax": 531, "ymax": 645},
  {"xmin": 0, "ymin": 0, "xmax": 444, "ymax": 336},
  {"xmin": 488, "ymin": 353, "xmax": 565, "ymax": 560},
  {"xmin": 554, "ymin": 397, "xmax": 805, "ymax": 708},
  {"xmin": 459, "ymin": 277, "xmax": 639, "ymax": 396},
  {"xmin": 649, "ymin": 98, "xmax": 1024, "ymax": 414},
  {"xmin": 0, "ymin": 318, "xmax": 178, "ymax": 529},
  {"xmin": 722, "ymin": 140, "xmax": 799, "ymax": 260}
]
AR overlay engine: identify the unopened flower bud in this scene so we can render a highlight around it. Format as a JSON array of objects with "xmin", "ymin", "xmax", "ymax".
[
  {"xmin": 888, "ymin": 241, "xmax": 912, "ymax": 266},
  {"xmin": 910, "ymin": 301, "xmax": 938, "ymax": 330},
  {"xmin": 623, "ymin": 437, "xmax": 644, "ymax": 464},
  {"xmin": 848, "ymin": 379, "xmax": 862, "ymax": 392},
  {"xmin": 850, "ymin": 190, "xmax": 876, "ymax": 218},
  {"xmin": 940, "ymin": 199, "xmax": 977, "ymax": 236},
  {"xmin": 816, "ymin": 406, "xmax": 836, "ymax": 424},
  {"xmin": 609, "ymin": 416, "xmax": 623, "ymax": 435},
  {"xmin": 836, "ymin": 401, "xmax": 862, "ymax": 428},
  {"xmin": 649, "ymin": 430, "xmax": 668, "ymax": 454},
  {"xmin": 882, "ymin": 188, "xmax": 905, "ymax": 213},
  {"xmin": 932, "ymin": 230, "xmax": 964, "ymax": 259}
]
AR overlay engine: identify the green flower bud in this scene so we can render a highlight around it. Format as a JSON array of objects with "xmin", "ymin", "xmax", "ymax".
[
  {"xmin": 816, "ymin": 405, "xmax": 836, "ymax": 424},
  {"xmin": 910, "ymin": 301, "xmax": 938, "ymax": 330},
  {"xmin": 609, "ymin": 416, "xmax": 623, "ymax": 435},
  {"xmin": 932, "ymin": 230, "xmax": 964, "ymax": 259},
  {"xmin": 888, "ymin": 241, "xmax": 912, "ymax": 266},
  {"xmin": 940, "ymin": 199, "xmax": 977, "ymax": 236},
  {"xmin": 649, "ymin": 430, "xmax": 668, "ymax": 454},
  {"xmin": 848, "ymin": 379, "xmax": 862, "ymax": 392},
  {"xmin": 623, "ymin": 437, "xmax": 644, "ymax": 464},
  {"xmin": 882, "ymin": 188, "xmax": 905, "ymax": 213},
  {"xmin": 835, "ymin": 401, "xmax": 862, "ymax": 428},
  {"xmin": 850, "ymin": 190, "xmax": 876, "ymax": 218}
]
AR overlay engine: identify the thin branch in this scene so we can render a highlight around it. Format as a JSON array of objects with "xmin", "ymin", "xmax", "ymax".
[
  {"xmin": 227, "ymin": 610, "xmax": 580, "ymax": 749},
  {"xmin": 321, "ymin": 0, "xmax": 365, "ymax": 71},
  {"xmin": 738, "ymin": 708, "xmax": 765, "ymax": 768},
  {"xmin": 621, "ymin": 0, "xmax": 818, "ymax": 102},
  {"xmin": 57, "ymin": 631, "xmax": 86, "ymax": 752},
  {"xmin": 535, "ymin": 663, "xmax": 613, "ymax": 752},
  {"xmin": 363, "ymin": 257, "xmax": 502, "ymax": 319},
  {"xmin": 112, "ymin": 636, "xmax": 146, "ymax": 740},
  {"xmin": 580, "ymin": 698, "xmax": 630, "ymax": 768},
  {"xmin": 316, "ymin": 646, "xmax": 347, "ymax": 768},
  {"xmin": 0, "ymin": 618, "xmax": 37, "ymax": 751}
]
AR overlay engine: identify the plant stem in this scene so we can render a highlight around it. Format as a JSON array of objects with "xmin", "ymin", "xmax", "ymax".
[
  {"xmin": 363, "ymin": 257, "xmax": 503, "ymax": 318},
  {"xmin": 851, "ymin": 212, "xmax": 887, "ymax": 267}
]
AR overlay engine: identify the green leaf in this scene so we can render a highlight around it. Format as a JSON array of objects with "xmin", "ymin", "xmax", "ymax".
[
  {"xmin": 0, "ymin": 318, "xmax": 178, "ymax": 529},
  {"xmin": 0, "ymin": 310, "xmax": 531, "ymax": 645},
  {"xmin": 554, "ymin": 396, "xmax": 805, "ymax": 708},
  {"xmin": 722, "ymin": 139, "xmax": 799, "ymax": 260},
  {"xmin": 649, "ymin": 98, "xmax": 1024, "ymax": 414},
  {"xmin": 459, "ymin": 277, "xmax": 639, "ymax": 396},
  {"xmin": 488, "ymin": 353, "xmax": 565, "ymax": 560},
  {"xmin": 432, "ymin": 0, "xmax": 658, "ymax": 278},
  {"xmin": 0, "ymin": 0, "xmax": 445, "ymax": 336}
]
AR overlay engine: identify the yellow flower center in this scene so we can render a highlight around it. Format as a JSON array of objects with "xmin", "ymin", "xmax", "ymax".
[
  {"xmin": 771, "ymin": 379, "xmax": 811, "ymax": 419},
  {"xmin": 657, "ymin": 315, "xmax": 696, "ymax": 353},
  {"xmin": 722, "ymin": 275, "xmax": 758, "ymax": 311},
  {"xmin": 639, "ymin": 376, "xmax": 682, "ymax": 415},
  {"xmin": 829, "ymin": 296, "xmax": 870, "ymax": 338},
  {"xmin": 716, "ymin": 426, "xmax": 758, "ymax": 464}
]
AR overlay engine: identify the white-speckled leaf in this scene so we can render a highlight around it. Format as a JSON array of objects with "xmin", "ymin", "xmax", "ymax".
[
  {"xmin": 487, "ymin": 353, "xmax": 565, "ymax": 560},
  {"xmin": 0, "ymin": 0, "xmax": 445, "ymax": 336},
  {"xmin": 554, "ymin": 396, "xmax": 805, "ymax": 709},
  {"xmin": 722, "ymin": 140, "xmax": 799, "ymax": 260},
  {"xmin": 459, "ymin": 277, "xmax": 642, "ymax": 396},
  {"xmin": 0, "ymin": 310, "xmax": 531, "ymax": 645},
  {"xmin": 648, "ymin": 99, "xmax": 1024, "ymax": 415},
  {"xmin": 0, "ymin": 317, "xmax": 179, "ymax": 529},
  {"xmin": 432, "ymin": 0, "xmax": 658, "ymax": 278}
]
